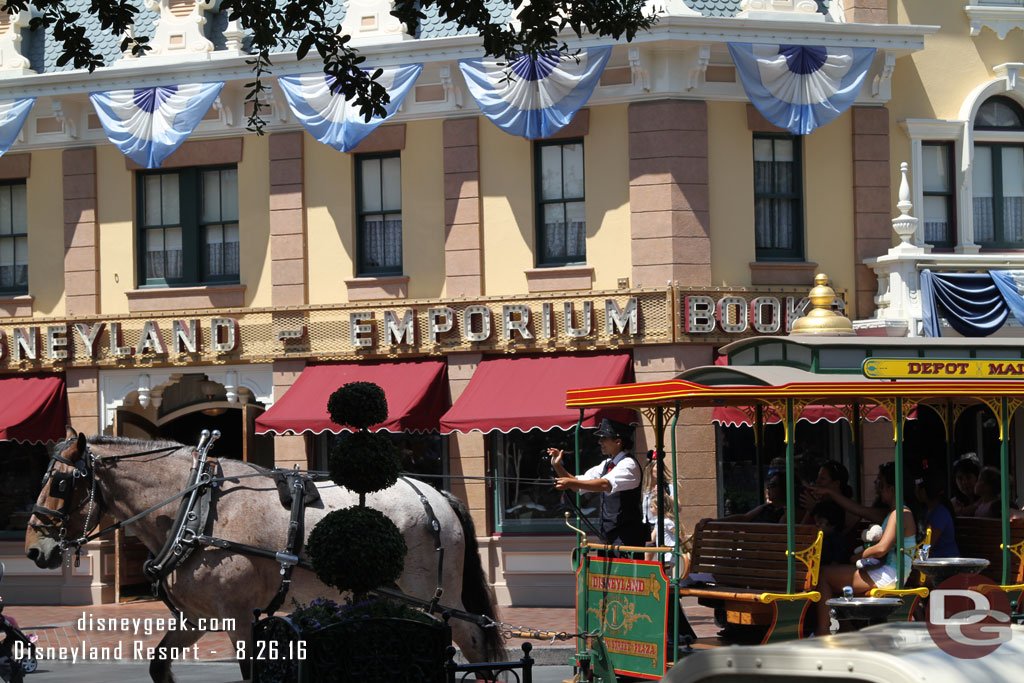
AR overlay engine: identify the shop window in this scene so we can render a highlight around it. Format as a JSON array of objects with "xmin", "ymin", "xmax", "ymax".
[
  {"xmin": 314, "ymin": 432, "xmax": 447, "ymax": 491},
  {"xmin": 356, "ymin": 153, "xmax": 403, "ymax": 275},
  {"xmin": 0, "ymin": 442, "xmax": 48, "ymax": 538},
  {"xmin": 922, "ymin": 142, "xmax": 956, "ymax": 248},
  {"xmin": 493, "ymin": 427, "xmax": 607, "ymax": 533},
  {"xmin": 137, "ymin": 166, "xmax": 239, "ymax": 286},
  {"xmin": 0, "ymin": 181, "xmax": 27, "ymax": 294},
  {"xmin": 535, "ymin": 140, "xmax": 586, "ymax": 266},
  {"xmin": 753, "ymin": 134, "xmax": 804, "ymax": 261}
]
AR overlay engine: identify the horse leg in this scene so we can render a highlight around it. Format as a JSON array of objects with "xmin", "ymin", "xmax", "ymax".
[
  {"xmin": 230, "ymin": 623, "xmax": 252, "ymax": 682},
  {"xmin": 148, "ymin": 628, "xmax": 205, "ymax": 683}
]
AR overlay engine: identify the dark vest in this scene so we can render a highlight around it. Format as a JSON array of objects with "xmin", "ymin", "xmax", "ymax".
[{"xmin": 598, "ymin": 453, "xmax": 644, "ymax": 544}]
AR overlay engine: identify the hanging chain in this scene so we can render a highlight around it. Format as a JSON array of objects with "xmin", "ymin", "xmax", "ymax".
[{"xmin": 479, "ymin": 615, "xmax": 598, "ymax": 644}]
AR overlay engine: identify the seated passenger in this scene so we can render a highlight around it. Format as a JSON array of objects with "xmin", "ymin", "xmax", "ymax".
[
  {"xmin": 814, "ymin": 462, "xmax": 916, "ymax": 635},
  {"xmin": 915, "ymin": 468, "xmax": 959, "ymax": 558},
  {"xmin": 811, "ymin": 499, "xmax": 848, "ymax": 565},
  {"xmin": 961, "ymin": 466, "xmax": 1001, "ymax": 519},
  {"xmin": 719, "ymin": 473, "xmax": 800, "ymax": 524},
  {"xmin": 952, "ymin": 455, "xmax": 980, "ymax": 515}
]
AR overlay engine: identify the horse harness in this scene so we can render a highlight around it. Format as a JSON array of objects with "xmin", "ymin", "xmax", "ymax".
[{"xmin": 33, "ymin": 432, "xmax": 451, "ymax": 621}]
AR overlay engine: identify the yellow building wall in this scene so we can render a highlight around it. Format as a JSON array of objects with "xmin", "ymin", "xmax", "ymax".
[
  {"xmin": 709, "ymin": 101, "xmax": 755, "ymax": 287},
  {"xmin": 29, "ymin": 150, "xmax": 66, "ymax": 317},
  {"xmin": 306, "ymin": 132, "xmax": 354, "ymax": 305},
  {"xmin": 240, "ymin": 135, "xmax": 272, "ymax": 308},
  {"xmin": 805, "ymin": 110, "xmax": 856, "ymax": 299},
  {"xmin": 97, "ymin": 145, "xmax": 133, "ymax": 316},
  {"xmin": 402, "ymin": 119, "xmax": 446, "ymax": 299},
  {"xmin": 481, "ymin": 104, "xmax": 631, "ymax": 296}
]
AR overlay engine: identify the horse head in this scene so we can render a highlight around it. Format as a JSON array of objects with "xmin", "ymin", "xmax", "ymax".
[{"xmin": 25, "ymin": 426, "xmax": 107, "ymax": 569}]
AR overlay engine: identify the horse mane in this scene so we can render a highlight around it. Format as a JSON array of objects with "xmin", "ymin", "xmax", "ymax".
[{"xmin": 86, "ymin": 435, "xmax": 185, "ymax": 450}]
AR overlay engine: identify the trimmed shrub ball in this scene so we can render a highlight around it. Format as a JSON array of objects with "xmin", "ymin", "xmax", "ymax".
[
  {"xmin": 307, "ymin": 506, "xmax": 407, "ymax": 595},
  {"xmin": 328, "ymin": 382, "xmax": 389, "ymax": 430},
  {"xmin": 329, "ymin": 431, "xmax": 400, "ymax": 494}
]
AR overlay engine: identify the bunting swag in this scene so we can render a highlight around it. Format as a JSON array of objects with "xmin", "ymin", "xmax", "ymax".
[
  {"xmin": 90, "ymin": 83, "xmax": 224, "ymax": 168},
  {"xmin": 459, "ymin": 47, "xmax": 611, "ymax": 140},
  {"xmin": 920, "ymin": 269, "xmax": 1020, "ymax": 337},
  {"xmin": 0, "ymin": 98, "xmax": 34, "ymax": 158},
  {"xmin": 728, "ymin": 44, "xmax": 876, "ymax": 135},
  {"xmin": 278, "ymin": 64, "xmax": 423, "ymax": 152}
]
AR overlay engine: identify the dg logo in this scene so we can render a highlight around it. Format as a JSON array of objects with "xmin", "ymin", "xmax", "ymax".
[{"xmin": 926, "ymin": 573, "xmax": 1013, "ymax": 659}]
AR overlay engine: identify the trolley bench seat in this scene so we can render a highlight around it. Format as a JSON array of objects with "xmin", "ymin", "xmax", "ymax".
[
  {"xmin": 678, "ymin": 520, "xmax": 822, "ymax": 643},
  {"xmin": 954, "ymin": 516, "xmax": 1024, "ymax": 587}
]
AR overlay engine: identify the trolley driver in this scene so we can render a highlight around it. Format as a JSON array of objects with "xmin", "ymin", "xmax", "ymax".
[{"xmin": 548, "ymin": 418, "xmax": 646, "ymax": 557}]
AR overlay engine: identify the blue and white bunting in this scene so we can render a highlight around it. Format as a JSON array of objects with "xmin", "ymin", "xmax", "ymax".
[
  {"xmin": 728, "ymin": 44, "xmax": 876, "ymax": 135},
  {"xmin": 459, "ymin": 47, "xmax": 611, "ymax": 140},
  {"xmin": 89, "ymin": 83, "xmax": 224, "ymax": 169},
  {"xmin": 0, "ymin": 98, "xmax": 34, "ymax": 158},
  {"xmin": 278, "ymin": 64, "xmax": 423, "ymax": 153}
]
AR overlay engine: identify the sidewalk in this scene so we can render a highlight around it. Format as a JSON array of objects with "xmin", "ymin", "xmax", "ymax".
[{"xmin": 7, "ymin": 597, "xmax": 719, "ymax": 664}]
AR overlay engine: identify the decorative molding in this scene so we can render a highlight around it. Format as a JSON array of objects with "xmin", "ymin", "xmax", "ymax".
[
  {"xmin": 0, "ymin": 7, "xmax": 33, "ymax": 74},
  {"xmin": 872, "ymin": 51, "xmax": 895, "ymax": 100},
  {"xmin": 965, "ymin": 5, "xmax": 1024, "ymax": 40},
  {"xmin": 344, "ymin": 275, "xmax": 410, "ymax": 301},
  {"xmin": 125, "ymin": 283, "xmax": 247, "ymax": 312},
  {"xmin": 828, "ymin": 0, "xmax": 847, "ymax": 23},
  {"xmin": 142, "ymin": 0, "xmax": 217, "ymax": 55},
  {"xmin": 51, "ymin": 99, "xmax": 79, "ymax": 139},
  {"xmin": 439, "ymin": 65, "xmax": 463, "ymax": 108},
  {"xmin": 628, "ymin": 46, "xmax": 650, "ymax": 92},
  {"xmin": 211, "ymin": 94, "xmax": 233, "ymax": 126},
  {"xmin": 340, "ymin": 0, "xmax": 412, "ymax": 42},
  {"xmin": 687, "ymin": 45, "xmax": 711, "ymax": 92},
  {"xmin": 223, "ymin": 18, "xmax": 246, "ymax": 53},
  {"xmin": 994, "ymin": 62, "xmax": 1024, "ymax": 93},
  {"xmin": 737, "ymin": 0, "xmax": 825, "ymax": 22}
]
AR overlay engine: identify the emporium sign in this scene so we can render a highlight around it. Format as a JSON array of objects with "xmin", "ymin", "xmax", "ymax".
[{"xmin": 0, "ymin": 286, "xmax": 822, "ymax": 370}]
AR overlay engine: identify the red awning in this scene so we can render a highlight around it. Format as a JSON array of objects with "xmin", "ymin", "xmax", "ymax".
[
  {"xmin": 440, "ymin": 353, "xmax": 634, "ymax": 435},
  {"xmin": 0, "ymin": 375, "xmax": 68, "ymax": 443},
  {"xmin": 255, "ymin": 360, "xmax": 448, "ymax": 435}
]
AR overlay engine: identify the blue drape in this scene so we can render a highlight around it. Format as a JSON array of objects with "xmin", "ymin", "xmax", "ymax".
[{"xmin": 920, "ymin": 269, "xmax": 1008, "ymax": 337}]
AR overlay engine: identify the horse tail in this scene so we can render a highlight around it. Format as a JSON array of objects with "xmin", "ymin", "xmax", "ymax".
[{"xmin": 441, "ymin": 490, "xmax": 505, "ymax": 661}]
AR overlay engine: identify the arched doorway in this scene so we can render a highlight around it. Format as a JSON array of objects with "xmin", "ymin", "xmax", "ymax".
[{"xmin": 110, "ymin": 372, "xmax": 274, "ymax": 600}]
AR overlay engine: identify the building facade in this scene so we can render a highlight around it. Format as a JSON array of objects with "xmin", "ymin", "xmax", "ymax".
[{"xmin": 0, "ymin": 0, "xmax": 961, "ymax": 607}]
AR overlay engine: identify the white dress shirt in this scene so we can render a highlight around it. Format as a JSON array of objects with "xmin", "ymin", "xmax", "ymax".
[{"xmin": 578, "ymin": 451, "xmax": 641, "ymax": 494}]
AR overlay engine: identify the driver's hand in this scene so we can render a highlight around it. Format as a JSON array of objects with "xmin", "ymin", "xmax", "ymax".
[
  {"xmin": 555, "ymin": 477, "xmax": 576, "ymax": 491},
  {"xmin": 547, "ymin": 448, "xmax": 564, "ymax": 468}
]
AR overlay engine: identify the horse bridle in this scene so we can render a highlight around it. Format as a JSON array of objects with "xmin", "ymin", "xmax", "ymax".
[{"xmin": 30, "ymin": 438, "xmax": 180, "ymax": 563}]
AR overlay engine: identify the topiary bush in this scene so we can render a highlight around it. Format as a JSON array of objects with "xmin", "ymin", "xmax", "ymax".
[
  {"xmin": 329, "ymin": 431, "xmax": 400, "ymax": 496},
  {"xmin": 306, "ymin": 506, "xmax": 407, "ymax": 595},
  {"xmin": 327, "ymin": 381, "xmax": 389, "ymax": 430},
  {"xmin": 307, "ymin": 381, "xmax": 407, "ymax": 599}
]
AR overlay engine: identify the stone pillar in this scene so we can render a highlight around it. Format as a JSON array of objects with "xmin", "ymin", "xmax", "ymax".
[
  {"xmin": 63, "ymin": 148, "xmax": 98, "ymax": 316},
  {"xmin": 269, "ymin": 132, "xmax": 307, "ymax": 306},
  {"xmin": 447, "ymin": 352, "xmax": 488, "ymax": 533},
  {"xmin": 845, "ymin": 0, "xmax": 887, "ymax": 24},
  {"xmin": 66, "ymin": 367, "xmax": 99, "ymax": 436},
  {"xmin": 852, "ymin": 106, "xmax": 892, "ymax": 319},
  {"xmin": 633, "ymin": 344, "xmax": 716, "ymax": 535},
  {"xmin": 443, "ymin": 118, "xmax": 483, "ymax": 297},
  {"xmin": 628, "ymin": 100, "xmax": 711, "ymax": 288},
  {"xmin": 272, "ymin": 359, "xmax": 307, "ymax": 469}
]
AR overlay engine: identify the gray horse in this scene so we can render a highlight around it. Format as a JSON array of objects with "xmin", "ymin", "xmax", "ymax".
[{"xmin": 25, "ymin": 430, "xmax": 503, "ymax": 682}]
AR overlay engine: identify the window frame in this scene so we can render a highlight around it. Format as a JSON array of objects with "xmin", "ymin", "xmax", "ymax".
[
  {"xmin": 355, "ymin": 151, "xmax": 404, "ymax": 276},
  {"xmin": 921, "ymin": 141, "xmax": 957, "ymax": 249},
  {"xmin": 0, "ymin": 179, "xmax": 28, "ymax": 295},
  {"xmin": 973, "ymin": 141, "xmax": 1024, "ymax": 249},
  {"xmin": 135, "ymin": 165, "xmax": 239, "ymax": 287},
  {"xmin": 752, "ymin": 133, "xmax": 805, "ymax": 262},
  {"xmin": 534, "ymin": 138, "xmax": 587, "ymax": 268}
]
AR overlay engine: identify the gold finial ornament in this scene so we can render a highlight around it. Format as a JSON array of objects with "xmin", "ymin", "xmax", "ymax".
[{"xmin": 790, "ymin": 273, "xmax": 855, "ymax": 336}]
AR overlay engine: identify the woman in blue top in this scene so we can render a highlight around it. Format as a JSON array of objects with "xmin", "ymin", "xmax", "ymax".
[
  {"xmin": 915, "ymin": 468, "xmax": 959, "ymax": 559},
  {"xmin": 814, "ymin": 462, "xmax": 916, "ymax": 635}
]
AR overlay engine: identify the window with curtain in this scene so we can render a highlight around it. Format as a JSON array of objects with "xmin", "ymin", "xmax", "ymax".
[
  {"xmin": 753, "ymin": 134, "xmax": 803, "ymax": 260},
  {"xmin": 0, "ymin": 181, "xmax": 28, "ymax": 293},
  {"xmin": 922, "ymin": 142, "xmax": 955, "ymax": 248},
  {"xmin": 535, "ymin": 140, "xmax": 586, "ymax": 266},
  {"xmin": 137, "ymin": 166, "xmax": 239, "ymax": 285},
  {"xmin": 356, "ymin": 153, "xmax": 402, "ymax": 275},
  {"xmin": 315, "ymin": 432, "xmax": 447, "ymax": 491},
  {"xmin": 973, "ymin": 97, "xmax": 1024, "ymax": 248}
]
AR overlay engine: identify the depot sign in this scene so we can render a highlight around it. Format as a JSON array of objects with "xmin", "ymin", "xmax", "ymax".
[{"xmin": 863, "ymin": 358, "xmax": 1024, "ymax": 379}]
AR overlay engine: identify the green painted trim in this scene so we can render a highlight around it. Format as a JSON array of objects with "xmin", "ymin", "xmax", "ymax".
[{"xmin": 762, "ymin": 600, "xmax": 811, "ymax": 643}]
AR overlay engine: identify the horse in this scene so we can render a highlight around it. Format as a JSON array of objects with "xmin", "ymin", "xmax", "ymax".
[{"xmin": 25, "ymin": 429, "xmax": 503, "ymax": 683}]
